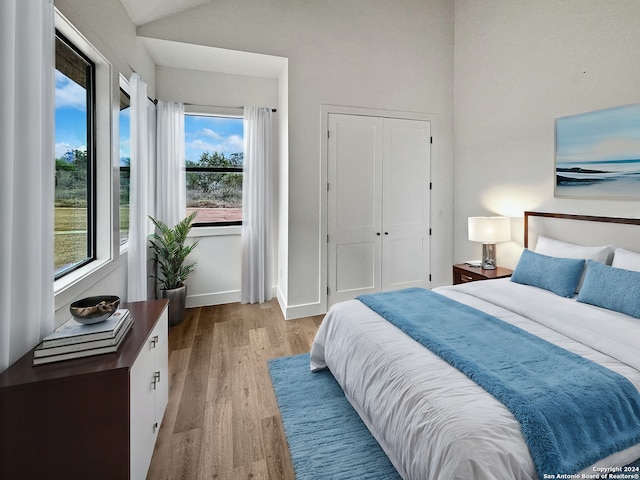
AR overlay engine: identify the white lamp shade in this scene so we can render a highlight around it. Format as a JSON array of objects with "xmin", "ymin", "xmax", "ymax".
[{"xmin": 468, "ymin": 216, "xmax": 511, "ymax": 244}]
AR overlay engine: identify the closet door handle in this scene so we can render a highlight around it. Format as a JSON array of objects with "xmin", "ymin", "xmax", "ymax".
[
  {"xmin": 384, "ymin": 232, "xmax": 389, "ymax": 235},
  {"xmin": 376, "ymin": 232, "xmax": 381, "ymax": 236}
]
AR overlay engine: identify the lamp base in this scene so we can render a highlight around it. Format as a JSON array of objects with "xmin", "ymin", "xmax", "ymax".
[{"xmin": 481, "ymin": 243, "xmax": 496, "ymax": 270}]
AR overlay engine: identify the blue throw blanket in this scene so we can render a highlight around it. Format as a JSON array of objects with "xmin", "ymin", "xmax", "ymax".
[{"xmin": 357, "ymin": 288, "xmax": 640, "ymax": 477}]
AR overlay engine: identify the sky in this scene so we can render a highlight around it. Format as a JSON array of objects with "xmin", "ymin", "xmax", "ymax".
[
  {"xmin": 55, "ymin": 71, "xmax": 88, "ymax": 159},
  {"xmin": 556, "ymin": 104, "xmax": 640, "ymax": 164},
  {"xmin": 55, "ymin": 70, "xmax": 243, "ymax": 164},
  {"xmin": 120, "ymin": 108, "xmax": 130, "ymax": 164},
  {"xmin": 184, "ymin": 114, "xmax": 243, "ymax": 163}
]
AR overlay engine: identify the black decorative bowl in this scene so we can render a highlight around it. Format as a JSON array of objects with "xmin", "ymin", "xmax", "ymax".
[{"xmin": 70, "ymin": 296, "xmax": 120, "ymax": 325}]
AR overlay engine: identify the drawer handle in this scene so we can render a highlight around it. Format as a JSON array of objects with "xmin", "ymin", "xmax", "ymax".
[
  {"xmin": 461, "ymin": 274, "xmax": 473, "ymax": 282},
  {"xmin": 152, "ymin": 371, "xmax": 161, "ymax": 389}
]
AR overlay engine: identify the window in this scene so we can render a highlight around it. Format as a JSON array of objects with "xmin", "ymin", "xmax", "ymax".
[
  {"xmin": 54, "ymin": 10, "xmax": 113, "ymax": 294},
  {"xmin": 184, "ymin": 114, "xmax": 244, "ymax": 226},
  {"xmin": 54, "ymin": 31, "xmax": 95, "ymax": 279},
  {"xmin": 119, "ymin": 81, "xmax": 131, "ymax": 245}
]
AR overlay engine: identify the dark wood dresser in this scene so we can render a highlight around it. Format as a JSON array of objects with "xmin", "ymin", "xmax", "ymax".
[{"xmin": 0, "ymin": 300, "xmax": 168, "ymax": 480}]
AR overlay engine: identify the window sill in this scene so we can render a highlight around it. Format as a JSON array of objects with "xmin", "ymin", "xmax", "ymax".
[{"xmin": 189, "ymin": 225, "xmax": 242, "ymax": 237}]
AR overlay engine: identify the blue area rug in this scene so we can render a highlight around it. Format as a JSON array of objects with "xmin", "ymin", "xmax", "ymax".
[{"xmin": 268, "ymin": 353, "xmax": 401, "ymax": 480}]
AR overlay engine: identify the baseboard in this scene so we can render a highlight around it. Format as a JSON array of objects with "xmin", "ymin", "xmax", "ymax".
[
  {"xmin": 186, "ymin": 286, "xmax": 280, "ymax": 309},
  {"xmin": 186, "ymin": 290, "xmax": 240, "ymax": 308},
  {"xmin": 276, "ymin": 286, "xmax": 327, "ymax": 320},
  {"xmin": 276, "ymin": 286, "xmax": 287, "ymax": 316},
  {"xmin": 281, "ymin": 301, "xmax": 326, "ymax": 320}
]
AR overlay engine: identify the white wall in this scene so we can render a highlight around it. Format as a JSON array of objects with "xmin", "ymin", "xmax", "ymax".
[
  {"xmin": 454, "ymin": 0, "xmax": 640, "ymax": 270},
  {"xmin": 155, "ymin": 65, "xmax": 279, "ymax": 109},
  {"xmin": 184, "ymin": 227, "xmax": 243, "ymax": 307},
  {"xmin": 138, "ymin": 0, "xmax": 455, "ymax": 317},
  {"xmin": 277, "ymin": 64, "xmax": 290, "ymax": 308}
]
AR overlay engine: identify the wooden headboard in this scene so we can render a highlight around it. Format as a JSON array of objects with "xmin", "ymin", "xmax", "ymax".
[{"xmin": 524, "ymin": 211, "xmax": 640, "ymax": 250}]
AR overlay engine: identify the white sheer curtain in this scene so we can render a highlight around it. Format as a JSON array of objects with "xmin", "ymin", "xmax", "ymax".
[
  {"xmin": 241, "ymin": 107, "xmax": 273, "ymax": 304},
  {"xmin": 156, "ymin": 101, "xmax": 186, "ymax": 227},
  {"xmin": 0, "ymin": 0, "xmax": 55, "ymax": 372},
  {"xmin": 127, "ymin": 73, "xmax": 153, "ymax": 302}
]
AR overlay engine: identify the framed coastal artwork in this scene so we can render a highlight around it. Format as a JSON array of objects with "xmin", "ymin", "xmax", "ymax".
[{"xmin": 555, "ymin": 104, "xmax": 640, "ymax": 199}]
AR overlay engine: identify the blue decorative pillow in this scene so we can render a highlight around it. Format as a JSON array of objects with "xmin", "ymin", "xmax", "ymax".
[
  {"xmin": 577, "ymin": 260, "xmax": 640, "ymax": 319},
  {"xmin": 510, "ymin": 249, "xmax": 584, "ymax": 298}
]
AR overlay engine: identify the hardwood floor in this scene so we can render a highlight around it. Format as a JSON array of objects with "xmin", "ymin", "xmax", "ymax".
[{"xmin": 146, "ymin": 300, "xmax": 324, "ymax": 480}]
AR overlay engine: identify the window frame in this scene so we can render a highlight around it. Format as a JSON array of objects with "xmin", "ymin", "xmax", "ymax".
[
  {"xmin": 118, "ymin": 75, "xmax": 131, "ymax": 250},
  {"xmin": 53, "ymin": 9, "xmax": 115, "ymax": 302},
  {"xmin": 53, "ymin": 30, "xmax": 97, "ymax": 280},
  {"xmin": 184, "ymin": 108, "xmax": 244, "ymax": 228}
]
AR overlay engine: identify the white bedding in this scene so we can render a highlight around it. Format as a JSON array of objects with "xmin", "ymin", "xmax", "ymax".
[{"xmin": 310, "ymin": 279, "xmax": 640, "ymax": 480}]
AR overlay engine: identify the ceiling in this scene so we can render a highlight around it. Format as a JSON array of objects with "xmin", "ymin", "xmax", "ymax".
[
  {"xmin": 119, "ymin": 0, "xmax": 286, "ymax": 79},
  {"xmin": 119, "ymin": 0, "xmax": 211, "ymax": 27},
  {"xmin": 141, "ymin": 37, "xmax": 287, "ymax": 79}
]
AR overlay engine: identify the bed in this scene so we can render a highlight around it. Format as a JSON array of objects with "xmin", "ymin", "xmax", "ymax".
[{"xmin": 310, "ymin": 211, "xmax": 640, "ymax": 480}]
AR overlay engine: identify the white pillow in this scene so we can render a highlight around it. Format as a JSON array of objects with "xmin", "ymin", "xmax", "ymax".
[
  {"xmin": 534, "ymin": 235, "xmax": 613, "ymax": 291},
  {"xmin": 612, "ymin": 247, "xmax": 640, "ymax": 273},
  {"xmin": 535, "ymin": 236, "xmax": 613, "ymax": 263}
]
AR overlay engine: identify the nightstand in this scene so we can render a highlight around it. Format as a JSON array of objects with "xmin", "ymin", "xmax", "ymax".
[{"xmin": 453, "ymin": 264, "xmax": 513, "ymax": 285}]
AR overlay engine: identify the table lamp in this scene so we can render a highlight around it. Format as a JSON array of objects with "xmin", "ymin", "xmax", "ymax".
[{"xmin": 468, "ymin": 216, "xmax": 511, "ymax": 270}]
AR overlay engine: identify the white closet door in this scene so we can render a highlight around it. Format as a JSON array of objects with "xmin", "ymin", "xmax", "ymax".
[
  {"xmin": 327, "ymin": 114, "xmax": 383, "ymax": 305},
  {"xmin": 327, "ymin": 113, "xmax": 431, "ymax": 308},
  {"xmin": 381, "ymin": 117, "xmax": 431, "ymax": 291}
]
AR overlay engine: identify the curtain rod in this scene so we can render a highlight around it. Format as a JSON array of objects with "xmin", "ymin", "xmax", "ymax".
[
  {"xmin": 183, "ymin": 102, "xmax": 276, "ymax": 113},
  {"xmin": 146, "ymin": 99, "xmax": 277, "ymax": 112}
]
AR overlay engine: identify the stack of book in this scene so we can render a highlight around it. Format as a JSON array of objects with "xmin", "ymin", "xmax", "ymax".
[{"xmin": 33, "ymin": 309, "xmax": 134, "ymax": 365}]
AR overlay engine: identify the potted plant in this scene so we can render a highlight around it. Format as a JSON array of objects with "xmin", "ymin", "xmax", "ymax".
[{"xmin": 148, "ymin": 212, "xmax": 199, "ymax": 326}]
